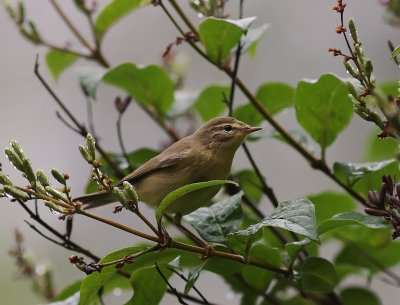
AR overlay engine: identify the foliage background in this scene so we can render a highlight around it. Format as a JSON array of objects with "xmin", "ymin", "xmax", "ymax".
[{"xmin": 0, "ymin": 0, "xmax": 399, "ymax": 304}]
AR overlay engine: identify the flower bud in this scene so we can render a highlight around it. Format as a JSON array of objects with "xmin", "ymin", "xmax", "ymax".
[
  {"xmin": 22, "ymin": 158, "xmax": 36, "ymax": 187},
  {"xmin": 343, "ymin": 61, "xmax": 358, "ymax": 79},
  {"xmin": 37, "ymin": 170, "xmax": 50, "ymax": 186},
  {"xmin": 348, "ymin": 18, "xmax": 358, "ymax": 43},
  {"xmin": 44, "ymin": 201, "xmax": 67, "ymax": 214},
  {"xmin": 0, "ymin": 172, "xmax": 13, "ymax": 186},
  {"xmin": 51, "ymin": 168, "xmax": 66, "ymax": 184},
  {"xmin": 35, "ymin": 183, "xmax": 47, "ymax": 195},
  {"xmin": 79, "ymin": 145, "xmax": 92, "ymax": 162},
  {"xmin": 5, "ymin": 148, "xmax": 24, "ymax": 171},
  {"xmin": 3, "ymin": 185, "xmax": 29, "ymax": 201},
  {"xmin": 364, "ymin": 60, "xmax": 373, "ymax": 80},
  {"xmin": 10, "ymin": 140, "xmax": 25, "ymax": 160},
  {"xmin": 354, "ymin": 44, "xmax": 365, "ymax": 65},
  {"xmin": 86, "ymin": 134, "xmax": 96, "ymax": 160},
  {"xmin": 45, "ymin": 186, "xmax": 68, "ymax": 203},
  {"xmin": 112, "ymin": 187, "xmax": 128, "ymax": 206},
  {"xmin": 123, "ymin": 181, "xmax": 138, "ymax": 203}
]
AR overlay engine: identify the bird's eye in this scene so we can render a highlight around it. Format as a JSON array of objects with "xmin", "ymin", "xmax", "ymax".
[{"xmin": 223, "ymin": 124, "xmax": 233, "ymax": 132}]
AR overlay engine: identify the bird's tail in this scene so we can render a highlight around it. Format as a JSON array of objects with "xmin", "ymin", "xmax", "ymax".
[{"xmin": 73, "ymin": 190, "xmax": 115, "ymax": 209}]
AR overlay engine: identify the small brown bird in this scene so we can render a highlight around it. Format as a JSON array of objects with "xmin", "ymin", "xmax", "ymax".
[{"xmin": 74, "ymin": 117, "xmax": 261, "ymax": 215}]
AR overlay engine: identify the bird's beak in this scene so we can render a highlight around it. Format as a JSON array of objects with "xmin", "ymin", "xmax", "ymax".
[{"xmin": 244, "ymin": 125, "xmax": 262, "ymax": 134}]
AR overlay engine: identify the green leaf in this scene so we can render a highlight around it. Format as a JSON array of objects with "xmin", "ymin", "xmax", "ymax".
[
  {"xmin": 127, "ymin": 148, "xmax": 159, "ymax": 166},
  {"xmin": 44, "ymin": 292, "xmax": 80, "ymax": 305},
  {"xmin": 235, "ymin": 170, "xmax": 262, "ymax": 202},
  {"xmin": 296, "ymin": 257, "xmax": 338, "ymax": 293},
  {"xmin": 335, "ymin": 264, "xmax": 368, "ymax": 282},
  {"xmin": 392, "ymin": 44, "xmax": 400, "ymax": 58},
  {"xmin": 184, "ymin": 262, "xmax": 207, "ymax": 294},
  {"xmin": 233, "ymin": 103, "xmax": 262, "ymax": 126},
  {"xmin": 233, "ymin": 82, "xmax": 294, "ymax": 125},
  {"xmin": 126, "ymin": 264, "xmax": 171, "ymax": 305},
  {"xmin": 184, "ymin": 191, "xmax": 243, "ymax": 243},
  {"xmin": 79, "ymin": 245, "xmax": 148, "ymax": 305},
  {"xmin": 335, "ymin": 232, "xmax": 400, "ymax": 274},
  {"xmin": 308, "ymin": 191, "xmax": 356, "ymax": 225},
  {"xmin": 79, "ymin": 245, "xmax": 198, "ymax": 305},
  {"xmin": 167, "ymin": 256, "xmax": 182, "ymax": 272},
  {"xmin": 53, "ymin": 280, "xmax": 81, "ymax": 301},
  {"xmin": 285, "ymin": 239, "xmax": 312, "ymax": 258},
  {"xmin": 333, "ymin": 159, "xmax": 399, "ymax": 193},
  {"xmin": 241, "ymin": 23, "xmax": 270, "ymax": 58},
  {"xmin": 364, "ymin": 132, "xmax": 399, "ymax": 162},
  {"xmin": 229, "ymin": 198, "xmax": 319, "ymax": 243},
  {"xmin": 103, "ymin": 63, "xmax": 174, "ymax": 116},
  {"xmin": 295, "ymin": 74, "xmax": 353, "ymax": 148},
  {"xmin": 318, "ymin": 212, "xmax": 391, "ymax": 235},
  {"xmin": 194, "ymin": 85, "xmax": 230, "ymax": 121},
  {"xmin": 240, "ymin": 242, "xmax": 281, "ymax": 292},
  {"xmin": 156, "ymin": 180, "xmax": 238, "ymax": 221},
  {"xmin": 340, "ymin": 287, "xmax": 381, "ymax": 305},
  {"xmin": 257, "ymin": 82, "xmax": 295, "ymax": 115},
  {"xmin": 76, "ymin": 66, "xmax": 106, "ymax": 99},
  {"xmin": 45, "ymin": 50, "xmax": 78, "ymax": 81},
  {"xmin": 199, "ymin": 17, "xmax": 256, "ymax": 64},
  {"xmin": 95, "ymin": 0, "xmax": 150, "ymax": 39}
]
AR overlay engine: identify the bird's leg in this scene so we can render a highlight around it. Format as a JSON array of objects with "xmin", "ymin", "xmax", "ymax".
[
  {"xmin": 157, "ymin": 218, "xmax": 172, "ymax": 249},
  {"xmin": 173, "ymin": 213, "xmax": 214, "ymax": 259}
]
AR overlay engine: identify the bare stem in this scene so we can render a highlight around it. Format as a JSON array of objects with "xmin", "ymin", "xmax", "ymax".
[
  {"xmin": 49, "ymin": 0, "xmax": 93, "ymax": 51},
  {"xmin": 117, "ymin": 112, "xmax": 134, "ymax": 172},
  {"xmin": 155, "ymin": 262, "xmax": 189, "ymax": 305}
]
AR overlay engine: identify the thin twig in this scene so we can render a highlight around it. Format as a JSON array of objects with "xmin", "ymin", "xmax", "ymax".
[
  {"xmin": 155, "ymin": 262, "xmax": 189, "ymax": 305},
  {"xmin": 24, "ymin": 220, "xmax": 66, "ymax": 247},
  {"xmin": 17, "ymin": 200, "xmax": 100, "ymax": 261},
  {"xmin": 34, "ymin": 57, "xmax": 125, "ymax": 178},
  {"xmin": 168, "ymin": 0, "xmax": 199, "ymax": 36},
  {"xmin": 56, "ymin": 111, "xmax": 82, "ymax": 134},
  {"xmin": 242, "ymin": 143, "xmax": 278, "ymax": 207},
  {"xmin": 116, "ymin": 112, "xmax": 134, "ymax": 172},
  {"xmin": 168, "ymin": 267, "xmax": 210, "ymax": 304},
  {"xmin": 228, "ymin": 0, "xmax": 244, "ymax": 116},
  {"xmin": 336, "ymin": 233, "xmax": 400, "ymax": 286},
  {"xmin": 49, "ymin": 0, "xmax": 93, "ymax": 51},
  {"xmin": 388, "ymin": 40, "xmax": 400, "ymax": 67}
]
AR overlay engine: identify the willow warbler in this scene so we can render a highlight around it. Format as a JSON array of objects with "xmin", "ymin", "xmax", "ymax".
[{"xmin": 74, "ymin": 117, "xmax": 261, "ymax": 215}]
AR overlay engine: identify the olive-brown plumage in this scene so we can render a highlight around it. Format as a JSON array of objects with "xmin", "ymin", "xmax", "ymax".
[{"xmin": 74, "ymin": 117, "xmax": 261, "ymax": 215}]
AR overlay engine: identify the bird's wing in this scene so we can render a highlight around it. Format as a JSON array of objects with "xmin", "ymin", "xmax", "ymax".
[{"xmin": 116, "ymin": 152, "xmax": 183, "ymax": 186}]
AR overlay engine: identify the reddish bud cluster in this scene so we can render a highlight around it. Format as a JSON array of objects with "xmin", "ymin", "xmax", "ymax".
[
  {"xmin": 333, "ymin": 0, "xmax": 346, "ymax": 13},
  {"xmin": 335, "ymin": 25, "xmax": 346, "ymax": 34},
  {"xmin": 163, "ymin": 31, "xmax": 199, "ymax": 58},
  {"xmin": 328, "ymin": 48, "xmax": 352, "ymax": 61},
  {"xmin": 69, "ymin": 255, "xmax": 102, "ymax": 274}
]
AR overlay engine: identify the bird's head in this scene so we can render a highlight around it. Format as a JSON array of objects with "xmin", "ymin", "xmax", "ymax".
[{"xmin": 193, "ymin": 117, "xmax": 262, "ymax": 152}]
